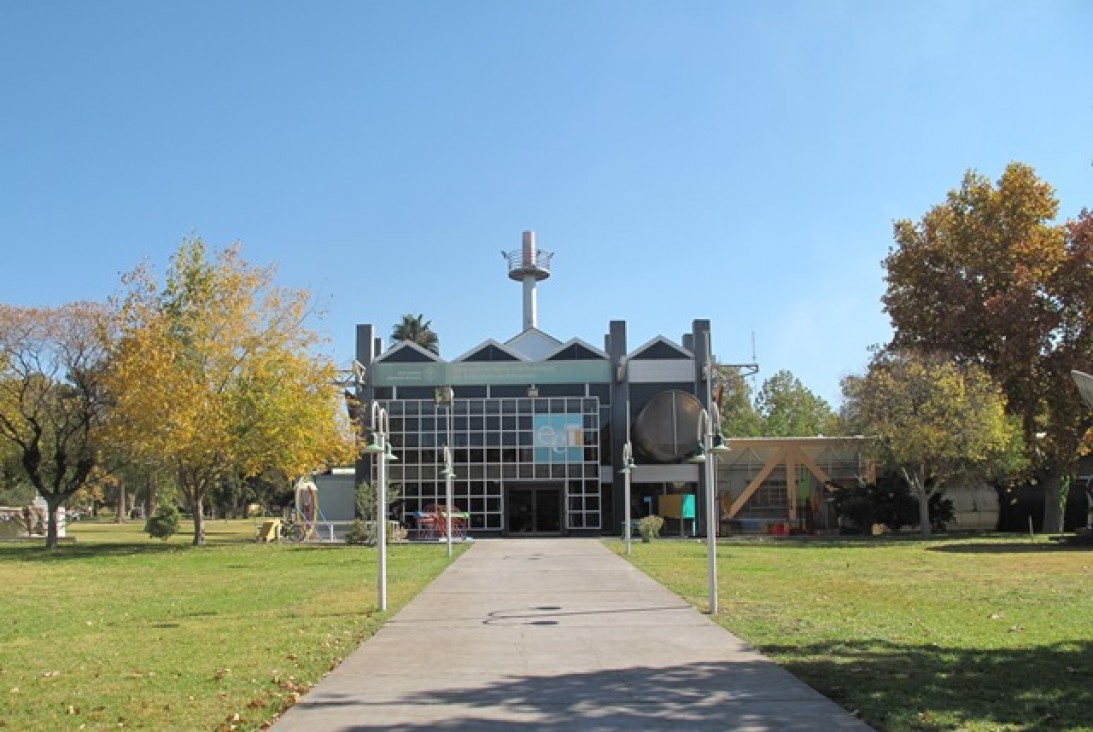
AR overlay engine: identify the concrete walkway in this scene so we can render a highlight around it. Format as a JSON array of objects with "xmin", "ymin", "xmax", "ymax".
[{"xmin": 271, "ymin": 539, "xmax": 871, "ymax": 731}]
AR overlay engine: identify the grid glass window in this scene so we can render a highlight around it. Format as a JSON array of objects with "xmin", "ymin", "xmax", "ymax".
[{"xmin": 372, "ymin": 395, "xmax": 603, "ymax": 531}]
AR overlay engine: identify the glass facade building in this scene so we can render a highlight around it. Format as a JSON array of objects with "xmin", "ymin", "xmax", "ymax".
[
  {"xmin": 344, "ymin": 237, "xmax": 873, "ymax": 537},
  {"xmin": 381, "ymin": 396, "xmax": 605, "ymax": 533},
  {"xmin": 354, "ymin": 319, "xmax": 717, "ymax": 537}
]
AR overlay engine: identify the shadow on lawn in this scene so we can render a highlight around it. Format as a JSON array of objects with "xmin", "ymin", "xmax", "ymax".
[
  {"xmin": 281, "ymin": 641, "xmax": 1092, "ymax": 732},
  {"xmin": 716, "ymin": 536, "xmax": 1092, "ymax": 555},
  {"xmin": 0, "ymin": 537, "xmax": 354, "ymax": 562},
  {"xmin": 0, "ymin": 541, "xmax": 188, "ymax": 561},
  {"xmin": 927, "ymin": 541, "xmax": 1091, "ymax": 554},
  {"xmin": 768, "ymin": 638, "xmax": 1093, "ymax": 731}
]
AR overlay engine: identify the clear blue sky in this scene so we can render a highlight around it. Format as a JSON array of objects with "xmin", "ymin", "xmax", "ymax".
[{"xmin": 2, "ymin": 1, "xmax": 1090, "ymax": 406}]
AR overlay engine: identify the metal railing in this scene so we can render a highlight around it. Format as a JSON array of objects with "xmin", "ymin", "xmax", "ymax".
[{"xmin": 505, "ymin": 248, "xmax": 553, "ymax": 275}]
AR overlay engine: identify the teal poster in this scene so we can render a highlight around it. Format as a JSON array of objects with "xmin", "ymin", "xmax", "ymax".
[{"xmin": 533, "ymin": 414, "xmax": 584, "ymax": 463}]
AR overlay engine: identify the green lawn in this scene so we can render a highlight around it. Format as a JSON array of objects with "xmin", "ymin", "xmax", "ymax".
[
  {"xmin": 615, "ymin": 535, "xmax": 1093, "ymax": 731},
  {"xmin": 1, "ymin": 519, "xmax": 464, "ymax": 731}
]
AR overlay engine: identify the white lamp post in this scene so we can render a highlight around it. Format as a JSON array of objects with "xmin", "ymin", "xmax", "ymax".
[
  {"xmin": 441, "ymin": 445, "xmax": 456, "ymax": 558},
  {"xmin": 689, "ymin": 402, "xmax": 730, "ymax": 614},
  {"xmin": 436, "ymin": 386, "xmax": 456, "ymax": 559},
  {"xmin": 620, "ymin": 441, "xmax": 636, "ymax": 555},
  {"xmin": 362, "ymin": 401, "xmax": 397, "ymax": 612}
]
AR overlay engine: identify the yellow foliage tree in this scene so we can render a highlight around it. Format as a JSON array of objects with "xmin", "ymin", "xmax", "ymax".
[
  {"xmin": 842, "ymin": 350, "xmax": 1024, "ymax": 536},
  {"xmin": 105, "ymin": 239, "xmax": 355, "ymax": 545}
]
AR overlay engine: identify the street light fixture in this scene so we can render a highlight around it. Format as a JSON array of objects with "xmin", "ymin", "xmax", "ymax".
[
  {"xmin": 689, "ymin": 402, "xmax": 731, "ymax": 614},
  {"xmin": 620, "ymin": 442, "xmax": 636, "ymax": 555},
  {"xmin": 435, "ymin": 386, "xmax": 456, "ymax": 559},
  {"xmin": 441, "ymin": 445, "xmax": 457, "ymax": 558},
  {"xmin": 361, "ymin": 401, "xmax": 397, "ymax": 612}
]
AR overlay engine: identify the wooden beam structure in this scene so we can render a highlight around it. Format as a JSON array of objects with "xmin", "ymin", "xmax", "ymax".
[{"xmin": 722, "ymin": 437, "xmax": 872, "ymax": 520}]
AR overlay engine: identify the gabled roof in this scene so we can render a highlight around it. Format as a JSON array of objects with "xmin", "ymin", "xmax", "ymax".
[
  {"xmin": 546, "ymin": 338, "xmax": 608, "ymax": 361},
  {"xmin": 505, "ymin": 328, "xmax": 563, "ymax": 360},
  {"xmin": 376, "ymin": 340, "xmax": 444, "ymax": 364},
  {"xmin": 628, "ymin": 335, "xmax": 693, "ymax": 361},
  {"xmin": 452, "ymin": 338, "xmax": 527, "ymax": 363}
]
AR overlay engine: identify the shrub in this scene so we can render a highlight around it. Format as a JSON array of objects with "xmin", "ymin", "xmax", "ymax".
[
  {"xmin": 344, "ymin": 519, "xmax": 408, "ymax": 546},
  {"xmin": 830, "ymin": 475, "xmax": 954, "ymax": 533},
  {"xmin": 638, "ymin": 514, "xmax": 665, "ymax": 542},
  {"xmin": 344, "ymin": 519, "xmax": 370, "ymax": 545},
  {"xmin": 146, "ymin": 504, "xmax": 181, "ymax": 541},
  {"xmin": 356, "ymin": 480, "xmax": 401, "ymax": 522}
]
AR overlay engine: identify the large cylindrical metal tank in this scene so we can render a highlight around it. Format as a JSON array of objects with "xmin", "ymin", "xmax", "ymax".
[
  {"xmin": 949, "ymin": 485, "xmax": 1000, "ymax": 531},
  {"xmin": 632, "ymin": 389, "xmax": 703, "ymax": 463}
]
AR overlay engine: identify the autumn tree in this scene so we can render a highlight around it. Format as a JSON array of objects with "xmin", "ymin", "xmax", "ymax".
[
  {"xmin": 391, "ymin": 313, "xmax": 440, "ymax": 354},
  {"xmin": 883, "ymin": 164, "xmax": 1092, "ymax": 532},
  {"xmin": 0, "ymin": 303, "xmax": 112, "ymax": 548},
  {"xmin": 106, "ymin": 239, "xmax": 356, "ymax": 545},
  {"xmin": 755, "ymin": 370, "xmax": 839, "ymax": 437},
  {"xmin": 841, "ymin": 350, "xmax": 1023, "ymax": 536}
]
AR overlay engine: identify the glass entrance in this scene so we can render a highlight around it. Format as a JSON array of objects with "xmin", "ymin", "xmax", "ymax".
[{"xmin": 507, "ymin": 485, "xmax": 562, "ymax": 535}]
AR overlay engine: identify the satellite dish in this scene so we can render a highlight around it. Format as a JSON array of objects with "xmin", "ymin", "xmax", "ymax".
[{"xmin": 1073, "ymin": 370, "xmax": 1093, "ymax": 409}]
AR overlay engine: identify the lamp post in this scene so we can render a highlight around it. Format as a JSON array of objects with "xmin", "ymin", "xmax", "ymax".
[
  {"xmin": 362, "ymin": 401, "xmax": 397, "ymax": 612},
  {"xmin": 689, "ymin": 403, "xmax": 730, "ymax": 614},
  {"xmin": 442, "ymin": 445, "xmax": 455, "ymax": 558},
  {"xmin": 620, "ymin": 441, "xmax": 636, "ymax": 555},
  {"xmin": 436, "ymin": 386, "xmax": 455, "ymax": 559}
]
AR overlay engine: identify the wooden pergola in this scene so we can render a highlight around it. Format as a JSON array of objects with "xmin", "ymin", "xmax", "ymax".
[{"xmin": 719, "ymin": 437, "xmax": 874, "ymax": 523}]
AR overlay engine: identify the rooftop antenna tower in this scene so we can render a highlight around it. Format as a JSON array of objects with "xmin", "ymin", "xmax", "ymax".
[{"xmin": 503, "ymin": 231, "xmax": 553, "ymax": 331}]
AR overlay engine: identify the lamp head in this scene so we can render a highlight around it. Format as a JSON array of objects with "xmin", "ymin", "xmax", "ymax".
[
  {"xmin": 709, "ymin": 432, "xmax": 732, "ymax": 455},
  {"xmin": 384, "ymin": 442, "xmax": 399, "ymax": 462},
  {"xmin": 686, "ymin": 443, "xmax": 707, "ymax": 464},
  {"xmin": 361, "ymin": 433, "xmax": 385, "ymax": 454}
]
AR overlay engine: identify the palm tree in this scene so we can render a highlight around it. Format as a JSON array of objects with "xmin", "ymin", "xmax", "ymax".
[{"xmin": 391, "ymin": 314, "xmax": 440, "ymax": 354}]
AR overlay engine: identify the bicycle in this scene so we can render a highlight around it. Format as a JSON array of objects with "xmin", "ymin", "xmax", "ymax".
[{"xmin": 279, "ymin": 516, "xmax": 308, "ymax": 542}]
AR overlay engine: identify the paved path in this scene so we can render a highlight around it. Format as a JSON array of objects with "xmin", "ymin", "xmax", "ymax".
[{"xmin": 271, "ymin": 539, "xmax": 871, "ymax": 731}]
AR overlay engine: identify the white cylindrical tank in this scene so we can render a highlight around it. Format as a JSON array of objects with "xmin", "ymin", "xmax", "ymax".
[{"xmin": 949, "ymin": 485, "xmax": 1000, "ymax": 531}]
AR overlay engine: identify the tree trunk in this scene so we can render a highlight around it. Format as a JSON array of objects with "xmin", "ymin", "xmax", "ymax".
[
  {"xmin": 44, "ymin": 496, "xmax": 61, "ymax": 550},
  {"xmin": 192, "ymin": 495, "xmax": 205, "ymax": 546},
  {"xmin": 902, "ymin": 466, "xmax": 932, "ymax": 537},
  {"xmin": 1041, "ymin": 468, "xmax": 1067, "ymax": 534},
  {"xmin": 144, "ymin": 476, "xmax": 157, "ymax": 526},
  {"xmin": 116, "ymin": 484, "xmax": 127, "ymax": 523},
  {"xmin": 916, "ymin": 487, "xmax": 932, "ymax": 537}
]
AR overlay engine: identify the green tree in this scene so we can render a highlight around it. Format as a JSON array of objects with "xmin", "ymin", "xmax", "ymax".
[
  {"xmin": 755, "ymin": 370, "xmax": 839, "ymax": 437},
  {"xmin": 391, "ymin": 313, "xmax": 440, "ymax": 354},
  {"xmin": 883, "ymin": 164, "xmax": 1092, "ymax": 532},
  {"xmin": 146, "ymin": 504, "xmax": 181, "ymax": 541},
  {"xmin": 105, "ymin": 239, "xmax": 356, "ymax": 545},
  {"xmin": 0, "ymin": 303, "xmax": 112, "ymax": 548},
  {"xmin": 717, "ymin": 366, "xmax": 762, "ymax": 437},
  {"xmin": 841, "ymin": 350, "xmax": 1024, "ymax": 536}
]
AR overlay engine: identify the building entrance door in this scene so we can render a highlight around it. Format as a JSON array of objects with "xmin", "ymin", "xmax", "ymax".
[{"xmin": 506, "ymin": 485, "xmax": 562, "ymax": 535}]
